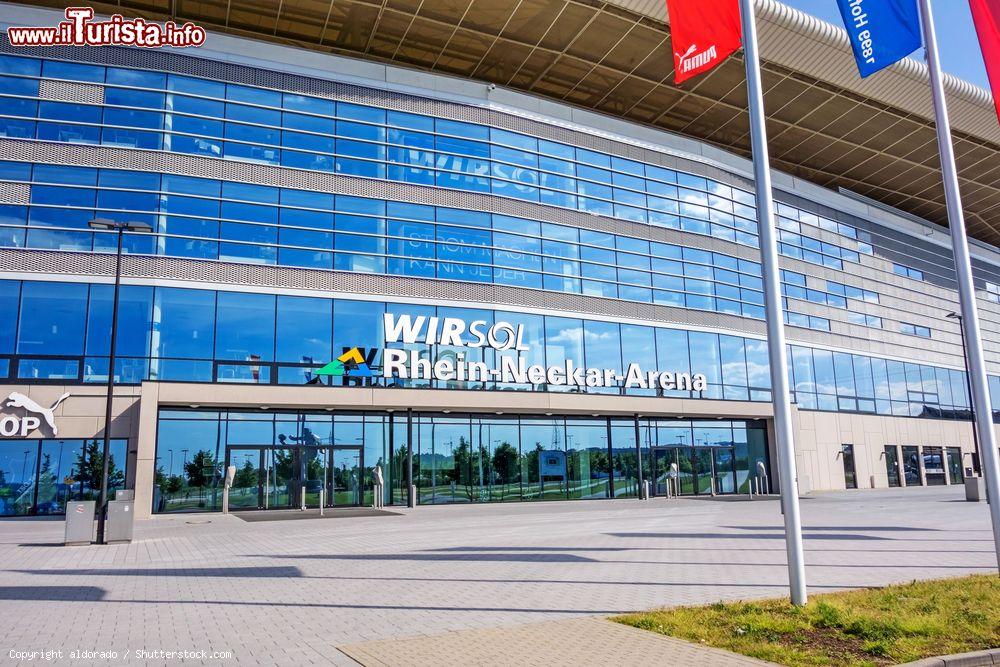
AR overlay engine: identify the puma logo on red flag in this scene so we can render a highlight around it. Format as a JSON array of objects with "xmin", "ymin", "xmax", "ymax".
[{"xmin": 666, "ymin": 0, "xmax": 742, "ymax": 84}]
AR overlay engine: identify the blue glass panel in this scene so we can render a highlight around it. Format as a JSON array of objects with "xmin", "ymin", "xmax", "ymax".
[
  {"xmin": 279, "ymin": 227, "xmax": 332, "ymax": 250},
  {"xmin": 281, "ymin": 207, "xmax": 333, "ymax": 230},
  {"xmin": 437, "ymin": 207, "xmax": 488, "ymax": 228},
  {"xmin": 281, "ymin": 189, "xmax": 334, "ymax": 210},
  {"xmin": 215, "ymin": 292, "xmax": 275, "ymax": 362},
  {"xmin": 339, "ymin": 102, "xmax": 385, "ymax": 124},
  {"xmin": 0, "ymin": 116, "xmax": 35, "ymax": 139},
  {"xmin": 105, "ymin": 86, "xmax": 164, "ymax": 110},
  {"xmin": 334, "ymin": 299, "xmax": 383, "ymax": 351},
  {"xmin": 42, "ymin": 60, "xmax": 104, "ymax": 82},
  {"xmin": 223, "ymin": 181, "xmax": 279, "ymax": 204},
  {"xmin": 583, "ymin": 320, "xmax": 621, "ymax": 393},
  {"xmin": 276, "ymin": 295, "xmax": 332, "ymax": 365},
  {"xmin": 436, "ymin": 118, "xmax": 487, "ymax": 140},
  {"xmin": 170, "ymin": 132, "xmax": 223, "ymax": 157},
  {"xmin": 152, "ymin": 287, "xmax": 215, "ymax": 359},
  {"xmin": 160, "ymin": 193, "xmax": 218, "ymax": 217},
  {"xmin": 37, "ymin": 120, "xmax": 100, "ymax": 144},
  {"xmin": 278, "ymin": 248, "xmax": 332, "ymax": 270},
  {"xmin": 106, "ymin": 67, "xmax": 165, "ymax": 88},
  {"xmin": 162, "ymin": 174, "xmax": 220, "ymax": 197},
  {"xmin": 17, "ymin": 281, "xmax": 88, "ymax": 355},
  {"xmin": 96, "ymin": 188, "xmax": 159, "ymax": 214},
  {"xmin": 387, "ymin": 110, "xmax": 434, "ymax": 131},
  {"xmin": 18, "ymin": 358, "xmax": 79, "ymax": 381},
  {"xmin": 224, "ymin": 139, "xmax": 279, "ymax": 165},
  {"xmin": 281, "ymin": 150, "xmax": 334, "ymax": 171},
  {"xmin": 0, "ymin": 204, "xmax": 26, "ymax": 248},
  {"xmin": 0, "ymin": 75, "xmax": 39, "ymax": 95},
  {"xmin": 282, "ymin": 93, "xmax": 335, "ymax": 116},
  {"xmin": 85, "ymin": 284, "xmax": 153, "ymax": 357},
  {"xmin": 226, "ymin": 84, "xmax": 281, "ymax": 107},
  {"xmin": 0, "ymin": 55, "xmax": 40, "ymax": 75},
  {"xmin": 0, "ymin": 280, "xmax": 19, "ymax": 353}
]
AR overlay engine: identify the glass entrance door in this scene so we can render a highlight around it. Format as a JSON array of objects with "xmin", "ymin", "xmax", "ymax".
[
  {"xmin": 301, "ymin": 447, "xmax": 330, "ymax": 508},
  {"xmin": 946, "ymin": 447, "xmax": 963, "ymax": 484},
  {"xmin": 652, "ymin": 447, "xmax": 734, "ymax": 496},
  {"xmin": 651, "ymin": 448, "xmax": 676, "ymax": 496},
  {"xmin": 693, "ymin": 448, "xmax": 714, "ymax": 494},
  {"xmin": 713, "ymin": 448, "xmax": 735, "ymax": 494},
  {"xmin": 884, "ymin": 446, "xmax": 901, "ymax": 487},
  {"xmin": 266, "ymin": 447, "xmax": 296, "ymax": 509},
  {"xmin": 332, "ymin": 447, "xmax": 362, "ymax": 506},
  {"xmin": 227, "ymin": 447, "xmax": 265, "ymax": 509}
]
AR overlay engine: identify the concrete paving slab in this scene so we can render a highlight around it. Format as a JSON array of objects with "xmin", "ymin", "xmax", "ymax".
[
  {"xmin": 0, "ymin": 487, "xmax": 993, "ymax": 664},
  {"xmin": 338, "ymin": 616, "xmax": 776, "ymax": 666}
]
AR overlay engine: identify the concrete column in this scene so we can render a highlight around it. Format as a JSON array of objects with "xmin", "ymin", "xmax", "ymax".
[{"xmin": 133, "ymin": 381, "xmax": 160, "ymax": 519}]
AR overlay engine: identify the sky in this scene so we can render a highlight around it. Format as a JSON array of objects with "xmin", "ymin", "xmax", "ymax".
[{"xmin": 781, "ymin": 0, "xmax": 990, "ymax": 90}]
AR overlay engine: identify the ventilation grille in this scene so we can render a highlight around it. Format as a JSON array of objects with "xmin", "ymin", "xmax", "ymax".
[
  {"xmin": 0, "ymin": 181, "xmax": 29, "ymax": 205},
  {"xmin": 38, "ymin": 79, "xmax": 104, "ymax": 104}
]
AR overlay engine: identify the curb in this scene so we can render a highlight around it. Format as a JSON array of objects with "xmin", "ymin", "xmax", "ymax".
[{"xmin": 899, "ymin": 648, "xmax": 1000, "ymax": 666}]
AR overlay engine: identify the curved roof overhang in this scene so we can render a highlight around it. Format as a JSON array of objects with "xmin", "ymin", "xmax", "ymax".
[{"xmin": 8, "ymin": 0, "xmax": 1000, "ymax": 247}]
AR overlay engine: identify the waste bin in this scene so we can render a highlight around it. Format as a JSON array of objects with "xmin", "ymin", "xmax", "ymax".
[
  {"xmin": 965, "ymin": 476, "xmax": 985, "ymax": 502},
  {"xmin": 106, "ymin": 499, "xmax": 134, "ymax": 544},
  {"xmin": 64, "ymin": 500, "xmax": 95, "ymax": 546}
]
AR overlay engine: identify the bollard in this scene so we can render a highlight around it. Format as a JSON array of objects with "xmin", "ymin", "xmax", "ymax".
[
  {"xmin": 319, "ymin": 489, "xmax": 324, "ymax": 516},
  {"xmin": 300, "ymin": 487, "xmax": 306, "ymax": 511}
]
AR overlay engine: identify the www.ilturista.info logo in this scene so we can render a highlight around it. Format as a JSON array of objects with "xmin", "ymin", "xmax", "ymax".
[
  {"xmin": 676, "ymin": 43, "xmax": 719, "ymax": 75},
  {"xmin": 6, "ymin": 7, "xmax": 206, "ymax": 48},
  {"xmin": 313, "ymin": 348, "xmax": 375, "ymax": 379}
]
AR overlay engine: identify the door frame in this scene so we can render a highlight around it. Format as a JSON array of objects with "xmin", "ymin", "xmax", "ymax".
[
  {"xmin": 224, "ymin": 445, "xmax": 266, "ymax": 510},
  {"xmin": 330, "ymin": 445, "xmax": 364, "ymax": 507}
]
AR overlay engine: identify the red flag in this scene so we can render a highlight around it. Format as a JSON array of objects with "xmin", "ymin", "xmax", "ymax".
[
  {"xmin": 666, "ymin": 0, "xmax": 743, "ymax": 84},
  {"xmin": 969, "ymin": 0, "xmax": 1000, "ymax": 122}
]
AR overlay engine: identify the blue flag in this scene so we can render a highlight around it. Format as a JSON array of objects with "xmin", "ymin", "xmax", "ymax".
[{"xmin": 835, "ymin": 0, "xmax": 922, "ymax": 77}]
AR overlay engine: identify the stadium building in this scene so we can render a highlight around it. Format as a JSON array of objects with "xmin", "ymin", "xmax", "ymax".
[{"xmin": 0, "ymin": 1, "xmax": 999, "ymax": 518}]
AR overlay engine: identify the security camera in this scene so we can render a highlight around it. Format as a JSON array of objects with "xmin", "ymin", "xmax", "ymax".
[{"xmin": 488, "ymin": 83, "xmax": 496, "ymax": 91}]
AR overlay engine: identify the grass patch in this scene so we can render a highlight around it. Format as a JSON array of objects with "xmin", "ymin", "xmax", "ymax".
[{"xmin": 614, "ymin": 575, "xmax": 1000, "ymax": 666}]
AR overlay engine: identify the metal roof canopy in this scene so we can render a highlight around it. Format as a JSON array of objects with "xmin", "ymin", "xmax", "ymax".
[{"xmin": 17, "ymin": 0, "xmax": 1000, "ymax": 247}]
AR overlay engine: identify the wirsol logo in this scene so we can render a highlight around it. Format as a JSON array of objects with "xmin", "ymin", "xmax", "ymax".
[{"xmin": 314, "ymin": 348, "xmax": 374, "ymax": 378}]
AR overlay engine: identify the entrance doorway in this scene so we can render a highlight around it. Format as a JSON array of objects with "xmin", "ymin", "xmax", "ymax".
[
  {"xmin": 650, "ymin": 447, "xmax": 736, "ymax": 496},
  {"xmin": 225, "ymin": 445, "xmax": 363, "ymax": 510}
]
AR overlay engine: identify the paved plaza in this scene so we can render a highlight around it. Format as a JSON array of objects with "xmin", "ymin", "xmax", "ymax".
[{"xmin": 0, "ymin": 487, "xmax": 996, "ymax": 665}]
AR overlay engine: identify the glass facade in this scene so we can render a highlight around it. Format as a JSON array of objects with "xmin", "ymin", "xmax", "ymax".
[
  {"xmin": 2, "ymin": 276, "xmax": 991, "ymax": 421},
  {"xmin": 0, "ymin": 53, "xmax": 890, "ymax": 279},
  {"xmin": 0, "ymin": 438, "xmax": 127, "ymax": 516},
  {"xmin": 155, "ymin": 408, "xmax": 765, "ymax": 513},
  {"xmin": 1, "ymin": 42, "xmax": 998, "ymax": 513}
]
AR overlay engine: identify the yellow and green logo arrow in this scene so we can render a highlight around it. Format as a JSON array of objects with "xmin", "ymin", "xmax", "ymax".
[{"xmin": 315, "ymin": 347, "xmax": 372, "ymax": 377}]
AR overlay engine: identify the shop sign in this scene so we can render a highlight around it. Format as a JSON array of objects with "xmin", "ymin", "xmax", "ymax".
[{"xmin": 1, "ymin": 392, "xmax": 70, "ymax": 437}]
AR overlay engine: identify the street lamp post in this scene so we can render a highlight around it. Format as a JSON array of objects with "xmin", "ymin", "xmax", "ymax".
[
  {"xmin": 89, "ymin": 218, "xmax": 153, "ymax": 545},
  {"xmin": 947, "ymin": 312, "xmax": 981, "ymax": 475}
]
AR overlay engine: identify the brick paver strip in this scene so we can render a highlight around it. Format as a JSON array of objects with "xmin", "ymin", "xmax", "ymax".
[
  {"xmin": 0, "ymin": 487, "xmax": 994, "ymax": 664},
  {"xmin": 337, "ymin": 616, "xmax": 776, "ymax": 666}
]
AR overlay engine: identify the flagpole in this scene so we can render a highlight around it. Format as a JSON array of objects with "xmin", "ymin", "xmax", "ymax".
[
  {"xmin": 738, "ymin": 0, "xmax": 807, "ymax": 605},
  {"xmin": 918, "ymin": 0, "xmax": 1000, "ymax": 572}
]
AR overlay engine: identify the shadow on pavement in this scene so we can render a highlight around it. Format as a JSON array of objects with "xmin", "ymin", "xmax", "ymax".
[
  {"xmin": 0, "ymin": 586, "xmax": 105, "ymax": 601},
  {"xmin": 8, "ymin": 566, "xmax": 302, "ymax": 578}
]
